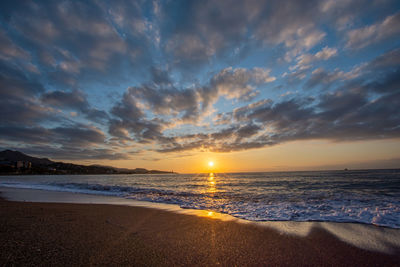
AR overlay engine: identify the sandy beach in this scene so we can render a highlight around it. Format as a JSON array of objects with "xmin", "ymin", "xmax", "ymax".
[
  {"xmin": 1, "ymin": 189, "xmax": 399, "ymax": 266},
  {"xmin": 1, "ymin": 0, "xmax": 400, "ymax": 265}
]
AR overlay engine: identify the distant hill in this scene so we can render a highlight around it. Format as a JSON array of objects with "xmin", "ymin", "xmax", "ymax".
[
  {"xmin": 0, "ymin": 150, "xmax": 53, "ymax": 165},
  {"xmin": 0, "ymin": 150, "xmax": 173, "ymax": 175}
]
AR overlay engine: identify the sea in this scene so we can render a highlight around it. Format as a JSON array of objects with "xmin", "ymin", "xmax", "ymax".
[{"xmin": 1, "ymin": 169, "xmax": 399, "ymax": 228}]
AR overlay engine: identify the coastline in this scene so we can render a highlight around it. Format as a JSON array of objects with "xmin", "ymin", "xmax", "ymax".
[{"xmin": 1, "ymin": 187, "xmax": 400, "ymax": 266}]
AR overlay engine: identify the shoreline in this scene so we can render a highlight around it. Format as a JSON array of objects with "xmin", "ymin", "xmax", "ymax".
[
  {"xmin": 1, "ymin": 196, "xmax": 399, "ymax": 266},
  {"xmin": 0, "ymin": 187, "xmax": 400, "ymax": 266},
  {"xmin": 1, "ymin": 170, "xmax": 398, "ymax": 230},
  {"xmin": 1, "ymin": 186, "xmax": 399, "ymax": 227},
  {"xmin": 1, "ymin": 168, "xmax": 399, "ymax": 175}
]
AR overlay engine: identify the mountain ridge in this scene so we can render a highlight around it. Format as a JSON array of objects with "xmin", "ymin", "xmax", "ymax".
[{"xmin": 0, "ymin": 150, "xmax": 173, "ymax": 175}]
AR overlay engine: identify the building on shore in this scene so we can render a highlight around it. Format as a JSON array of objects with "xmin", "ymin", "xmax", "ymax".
[{"xmin": 16, "ymin": 161, "xmax": 32, "ymax": 169}]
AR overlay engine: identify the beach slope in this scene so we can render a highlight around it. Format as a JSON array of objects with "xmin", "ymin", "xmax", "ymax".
[{"xmin": 0, "ymin": 198, "xmax": 399, "ymax": 266}]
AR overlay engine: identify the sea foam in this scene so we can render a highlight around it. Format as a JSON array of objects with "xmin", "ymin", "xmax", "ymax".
[{"xmin": 0, "ymin": 169, "xmax": 399, "ymax": 228}]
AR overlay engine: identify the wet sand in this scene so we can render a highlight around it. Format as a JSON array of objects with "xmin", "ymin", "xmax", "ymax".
[{"xmin": 0, "ymin": 197, "xmax": 399, "ymax": 266}]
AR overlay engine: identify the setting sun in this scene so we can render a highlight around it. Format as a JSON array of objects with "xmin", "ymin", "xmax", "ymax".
[{"xmin": 0, "ymin": 1, "xmax": 399, "ymax": 266}]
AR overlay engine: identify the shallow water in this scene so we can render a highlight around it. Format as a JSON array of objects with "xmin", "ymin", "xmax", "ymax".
[{"xmin": 1, "ymin": 169, "xmax": 399, "ymax": 228}]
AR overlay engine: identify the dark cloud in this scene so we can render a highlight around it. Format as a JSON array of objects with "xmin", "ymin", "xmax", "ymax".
[
  {"xmin": 159, "ymin": 0, "xmax": 355, "ymax": 67},
  {"xmin": 0, "ymin": 0, "xmax": 399, "ymax": 161},
  {"xmin": 160, "ymin": 0, "xmax": 263, "ymax": 67},
  {"xmin": 304, "ymin": 68, "xmax": 348, "ymax": 89},
  {"xmin": 0, "ymin": 62, "xmax": 44, "ymax": 96},
  {"xmin": 9, "ymin": 145, "xmax": 129, "ymax": 161},
  {"xmin": 236, "ymin": 124, "xmax": 262, "ymax": 139},
  {"xmin": 0, "ymin": 126, "xmax": 51, "ymax": 144},
  {"xmin": 0, "ymin": 63, "xmax": 113, "ymax": 158},
  {"xmin": 107, "ymin": 67, "xmax": 275, "ymax": 146},
  {"xmin": 52, "ymin": 125, "xmax": 106, "ymax": 146},
  {"xmin": 0, "ymin": 0, "xmax": 154, "ymax": 88},
  {"xmin": 153, "ymin": 48, "xmax": 400, "ymax": 153},
  {"xmin": 158, "ymin": 0, "xmax": 392, "ymax": 69},
  {"xmin": 366, "ymin": 48, "xmax": 400, "ymax": 70},
  {"xmin": 0, "ymin": 123, "xmax": 124, "ymax": 160},
  {"xmin": 108, "ymin": 87, "xmax": 164, "ymax": 142},
  {"xmin": 150, "ymin": 67, "xmax": 173, "ymax": 86},
  {"xmin": 0, "ymin": 124, "xmax": 105, "ymax": 147},
  {"xmin": 0, "ymin": 63, "xmax": 50, "ymax": 126},
  {"xmin": 232, "ymin": 99, "xmax": 273, "ymax": 121},
  {"xmin": 365, "ymin": 68, "xmax": 400, "ymax": 94},
  {"xmin": 108, "ymin": 87, "xmax": 170, "ymax": 143},
  {"xmin": 346, "ymin": 11, "xmax": 400, "ymax": 49},
  {"xmin": 41, "ymin": 90, "xmax": 108, "ymax": 122},
  {"xmin": 41, "ymin": 90, "xmax": 88, "ymax": 110},
  {"xmin": 0, "ymin": 29, "xmax": 29, "ymax": 61},
  {"xmin": 124, "ymin": 85, "xmax": 199, "ymax": 120},
  {"xmin": 254, "ymin": 0, "xmax": 325, "ymax": 56},
  {"xmin": 156, "ymin": 124, "xmax": 271, "ymax": 153}
]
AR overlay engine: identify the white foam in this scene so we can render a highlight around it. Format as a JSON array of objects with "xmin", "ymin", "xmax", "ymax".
[
  {"xmin": 2, "ymin": 187, "xmax": 400, "ymax": 254},
  {"xmin": 1, "ymin": 180, "xmax": 399, "ymax": 228}
]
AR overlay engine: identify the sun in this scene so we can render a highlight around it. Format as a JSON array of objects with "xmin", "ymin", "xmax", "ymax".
[{"xmin": 208, "ymin": 161, "xmax": 214, "ymax": 167}]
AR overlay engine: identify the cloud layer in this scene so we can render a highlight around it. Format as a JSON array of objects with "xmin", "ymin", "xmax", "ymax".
[{"xmin": 0, "ymin": 0, "xmax": 399, "ymax": 161}]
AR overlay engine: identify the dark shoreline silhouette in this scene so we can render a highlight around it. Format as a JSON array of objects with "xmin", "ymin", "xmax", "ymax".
[{"xmin": 0, "ymin": 150, "xmax": 173, "ymax": 175}]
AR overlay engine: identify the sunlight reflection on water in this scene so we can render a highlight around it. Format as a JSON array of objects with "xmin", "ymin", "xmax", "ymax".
[{"xmin": 2, "ymin": 186, "xmax": 400, "ymax": 254}]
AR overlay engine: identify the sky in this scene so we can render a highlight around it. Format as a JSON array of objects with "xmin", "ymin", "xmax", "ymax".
[{"xmin": 0, "ymin": 0, "xmax": 400, "ymax": 173}]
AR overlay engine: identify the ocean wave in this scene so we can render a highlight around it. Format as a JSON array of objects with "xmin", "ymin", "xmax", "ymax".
[{"xmin": 1, "ymin": 180, "xmax": 398, "ymax": 228}]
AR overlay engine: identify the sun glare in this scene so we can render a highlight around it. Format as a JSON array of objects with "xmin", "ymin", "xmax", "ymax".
[{"xmin": 208, "ymin": 161, "xmax": 214, "ymax": 167}]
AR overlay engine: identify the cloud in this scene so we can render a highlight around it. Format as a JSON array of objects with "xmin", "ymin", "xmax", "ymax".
[
  {"xmin": 0, "ymin": 63, "xmax": 52, "ymax": 126},
  {"xmin": 364, "ymin": 47, "xmax": 400, "ymax": 70},
  {"xmin": 41, "ymin": 90, "xmax": 108, "ymax": 122},
  {"xmin": 253, "ymin": 0, "xmax": 327, "ymax": 61},
  {"xmin": 305, "ymin": 68, "xmax": 350, "ymax": 89},
  {"xmin": 0, "ymin": 0, "xmax": 154, "ymax": 89},
  {"xmin": 0, "ymin": 0, "xmax": 399, "ymax": 161},
  {"xmin": 0, "ymin": 61, "xmax": 114, "ymax": 159},
  {"xmin": 107, "ymin": 66, "xmax": 275, "ymax": 144},
  {"xmin": 155, "ymin": 124, "xmax": 267, "ymax": 153},
  {"xmin": 10, "ymin": 145, "xmax": 130, "ymax": 161},
  {"xmin": 0, "ymin": 126, "xmax": 51, "ymax": 144},
  {"xmin": 318, "ymin": 0, "xmax": 374, "ymax": 31},
  {"xmin": 0, "ymin": 123, "xmax": 106, "ymax": 145},
  {"xmin": 294, "ymin": 46, "xmax": 338, "ymax": 69},
  {"xmin": 207, "ymin": 67, "xmax": 275, "ymax": 102},
  {"xmin": 159, "ymin": 0, "xmax": 346, "ymax": 66},
  {"xmin": 154, "ymin": 49, "xmax": 400, "ymax": 153},
  {"xmin": 346, "ymin": 12, "xmax": 400, "ymax": 49},
  {"xmin": 41, "ymin": 90, "xmax": 88, "ymax": 111},
  {"xmin": 109, "ymin": 90, "xmax": 167, "ymax": 143},
  {"xmin": 0, "ymin": 29, "xmax": 30, "ymax": 61},
  {"xmin": 0, "ymin": 123, "xmax": 125, "ymax": 160},
  {"xmin": 161, "ymin": 0, "xmax": 264, "ymax": 67},
  {"xmin": 55, "ymin": 125, "xmax": 106, "ymax": 146}
]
